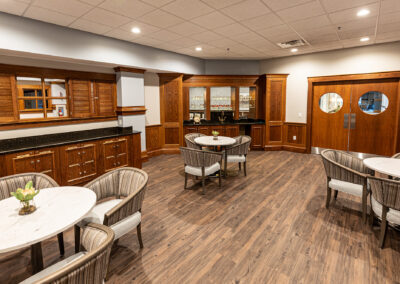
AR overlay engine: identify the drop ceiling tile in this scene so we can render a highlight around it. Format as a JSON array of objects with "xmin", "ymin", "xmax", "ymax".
[
  {"xmin": 161, "ymin": 0, "xmax": 214, "ymax": 20},
  {"xmin": 120, "ymin": 20, "xmax": 160, "ymax": 34},
  {"xmin": 191, "ymin": 11, "xmax": 235, "ymax": 29},
  {"xmin": 338, "ymin": 27, "xmax": 375, "ymax": 39},
  {"xmin": 24, "ymin": 6, "xmax": 76, "ymax": 26},
  {"xmin": 157, "ymin": 42, "xmax": 183, "ymax": 51},
  {"xmin": 241, "ymin": 13, "xmax": 283, "ymax": 31},
  {"xmin": 82, "ymin": 8, "xmax": 132, "ymax": 27},
  {"xmin": 104, "ymin": 28, "xmax": 135, "ymax": 41},
  {"xmin": 16, "ymin": 0, "xmax": 32, "ymax": 3},
  {"xmin": 189, "ymin": 30, "xmax": 225, "ymax": 42},
  {"xmin": 250, "ymin": 39, "xmax": 280, "ymax": 51},
  {"xmin": 321, "ymin": 0, "xmax": 378, "ymax": 13},
  {"xmin": 262, "ymin": 0, "xmax": 314, "ymax": 11},
  {"xmin": 381, "ymin": 0, "xmax": 400, "ymax": 14},
  {"xmin": 32, "ymin": 0, "xmax": 92, "ymax": 17},
  {"xmin": 131, "ymin": 36, "xmax": 164, "ymax": 46},
  {"xmin": 221, "ymin": 0, "xmax": 271, "ymax": 21},
  {"xmin": 335, "ymin": 17, "xmax": 377, "ymax": 31},
  {"xmin": 140, "ymin": 0, "xmax": 175, "ymax": 7},
  {"xmin": 257, "ymin": 24, "xmax": 294, "ymax": 37},
  {"xmin": 267, "ymin": 32, "xmax": 303, "ymax": 43},
  {"xmin": 299, "ymin": 26, "xmax": 338, "ymax": 44},
  {"xmin": 341, "ymin": 36, "xmax": 374, "ymax": 47},
  {"xmin": 329, "ymin": 3, "xmax": 379, "ymax": 24},
  {"xmin": 0, "ymin": 0, "xmax": 28, "ymax": 15},
  {"xmin": 170, "ymin": 36, "xmax": 201, "ymax": 47},
  {"xmin": 147, "ymin": 29, "xmax": 182, "ymax": 41},
  {"xmin": 276, "ymin": 1, "xmax": 325, "ymax": 22},
  {"xmin": 99, "ymin": 0, "xmax": 155, "ymax": 18},
  {"xmin": 167, "ymin": 21, "xmax": 206, "ymax": 36},
  {"xmin": 234, "ymin": 31, "xmax": 266, "ymax": 43},
  {"xmin": 200, "ymin": 0, "xmax": 243, "ymax": 9},
  {"xmin": 139, "ymin": 9, "xmax": 184, "ymax": 28},
  {"xmin": 208, "ymin": 38, "xmax": 238, "ymax": 48},
  {"xmin": 376, "ymin": 30, "xmax": 400, "ymax": 42},
  {"xmin": 379, "ymin": 11, "xmax": 400, "ymax": 25},
  {"xmin": 70, "ymin": 18, "xmax": 114, "ymax": 34},
  {"xmin": 291, "ymin": 15, "xmax": 331, "ymax": 32},
  {"xmin": 378, "ymin": 22, "xmax": 400, "ymax": 33},
  {"xmin": 312, "ymin": 41, "xmax": 343, "ymax": 51},
  {"xmin": 78, "ymin": 0, "xmax": 104, "ymax": 5},
  {"xmin": 214, "ymin": 23, "xmax": 252, "ymax": 38}
]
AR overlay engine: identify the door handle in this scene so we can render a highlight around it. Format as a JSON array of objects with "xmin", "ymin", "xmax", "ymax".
[
  {"xmin": 344, "ymin": 113, "xmax": 349, "ymax": 129},
  {"xmin": 350, "ymin": 113, "xmax": 356, "ymax": 129}
]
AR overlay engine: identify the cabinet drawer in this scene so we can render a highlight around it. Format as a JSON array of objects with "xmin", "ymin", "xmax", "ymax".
[
  {"xmin": 116, "ymin": 153, "xmax": 128, "ymax": 168},
  {"xmin": 115, "ymin": 138, "xmax": 128, "ymax": 155},
  {"xmin": 66, "ymin": 163, "xmax": 82, "ymax": 184},
  {"xmin": 12, "ymin": 155, "xmax": 36, "ymax": 174},
  {"xmin": 104, "ymin": 155, "xmax": 116, "ymax": 172}
]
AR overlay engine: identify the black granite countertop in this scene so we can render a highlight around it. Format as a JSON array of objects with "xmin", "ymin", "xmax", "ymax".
[
  {"xmin": 183, "ymin": 119, "xmax": 265, "ymax": 126},
  {"xmin": 0, "ymin": 127, "xmax": 140, "ymax": 155}
]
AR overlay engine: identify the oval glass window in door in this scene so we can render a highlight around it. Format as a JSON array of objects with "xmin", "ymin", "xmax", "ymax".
[
  {"xmin": 358, "ymin": 91, "xmax": 389, "ymax": 115},
  {"xmin": 319, "ymin": 93, "xmax": 344, "ymax": 113}
]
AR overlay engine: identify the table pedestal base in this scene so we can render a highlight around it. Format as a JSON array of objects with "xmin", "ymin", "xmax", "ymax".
[{"xmin": 30, "ymin": 242, "xmax": 43, "ymax": 274}]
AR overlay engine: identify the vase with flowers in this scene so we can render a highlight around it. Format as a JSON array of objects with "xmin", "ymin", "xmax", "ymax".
[
  {"xmin": 212, "ymin": 130, "xmax": 219, "ymax": 140},
  {"xmin": 11, "ymin": 181, "xmax": 39, "ymax": 215}
]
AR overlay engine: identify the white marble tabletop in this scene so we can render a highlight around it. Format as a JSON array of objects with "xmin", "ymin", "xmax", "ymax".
[
  {"xmin": 0, "ymin": 186, "xmax": 96, "ymax": 253},
  {"xmin": 194, "ymin": 136, "xmax": 236, "ymax": 147},
  {"xmin": 363, "ymin": 157, "xmax": 400, "ymax": 178}
]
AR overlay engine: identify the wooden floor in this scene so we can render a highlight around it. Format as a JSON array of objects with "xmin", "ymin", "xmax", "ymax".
[{"xmin": 2, "ymin": 151, "xmax": 400, "ymax": 283}]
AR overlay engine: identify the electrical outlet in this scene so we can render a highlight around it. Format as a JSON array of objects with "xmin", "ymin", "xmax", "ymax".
[
  {"xmin": 298, "ymin": 112, "xmax": 302, "ymax": 118},
  {"xmin": 293, "ymin": 135, "xmax": 297, "ymax": 141}
]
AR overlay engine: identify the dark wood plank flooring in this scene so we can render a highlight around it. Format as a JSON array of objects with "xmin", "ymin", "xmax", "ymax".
[{"xmin": 2, "ymin": 151, "xmax": 400, "ymax": 283}]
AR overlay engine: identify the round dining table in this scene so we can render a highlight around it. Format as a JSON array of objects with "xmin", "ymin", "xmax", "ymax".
[
  {"xmin": 0, "ymin": 186, "xmax": 96, "ymax": 273},
  {"xmin": 363, "ymin": 157, "xmax": 400, "ymax": 178}
]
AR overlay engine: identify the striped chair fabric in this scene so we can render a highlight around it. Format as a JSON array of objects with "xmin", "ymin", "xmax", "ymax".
[
  {"xmin": 184, "ymin": 133, "xmax": 204, "ymax": 150},
  {"xmin": 224, "ymin": 135, "xmax": 252, "ymax": 176}
]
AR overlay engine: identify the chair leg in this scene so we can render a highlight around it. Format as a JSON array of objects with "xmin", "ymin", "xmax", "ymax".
[
  {"xmin": 74, "ymin": 225, "xmax": 81, "ymax": 253},
  {"xmin": 325, "ymin": 186, "xmax": 332, "ymax": 209},
  {"xmin": 244, "ymin": 161, "xmax": 247, "ymax": 176},
  {"xmin": 202, "ymin": 175, "xmax": 206, "ymax": 194},
  {"xmin": 184, "ymin": 173, "xmax": 188, "ymax": 189},
  {"xmin": 57, "ymin": 233, "xmax": 64, "ymax": 256},
  {"xmin": 238, "ymin": 162, "xmax": 241, "ymax": 171},
  {"xmin": 379, "ymin": 206, "xmax": 388, "ymax": 249},
  {"xmin": 224, "ymin": 159, "xmax": 227, "ymax": 178},
  {"xmin": 362, "ymin": 186, "xmax": 367, "ymax": 223},
  {"xmin": 219, "ymin": 170, "xmax": 222, "ymax": 187},
  {"xmin": 137, "ymin": 223, "xmax": 144, "ymax": 249},
  {"xmin": 334, "ymin": 190, "xmax": 338, "ymax": 200}
]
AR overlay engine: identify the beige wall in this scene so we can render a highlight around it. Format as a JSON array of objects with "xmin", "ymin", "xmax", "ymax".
[
  {"xmin": 260, "ymin": 41, "xmax": 400, "ymax": 123},
  {"xmin": 144, "ymin": 72, "xmax": 161, "ymax": 126}
]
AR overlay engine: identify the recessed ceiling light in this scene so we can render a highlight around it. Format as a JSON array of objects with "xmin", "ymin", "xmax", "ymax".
[
  {"xmin": 131, "ymin": 27, "xmax": 141, "ymax": 34},
  {"xmin": 291, "ymin": 48, "xmax": 298, "ymax": 52},
  {"xmin": 360, "ymin": 37, "xmax": 370, "ymax": 42},
  {"xmin": 357, "ymin": 9, "xmax": 370, "ymax": 17},
  {"xmin": 195, "ymin": 46, "xmax": 202, "ymax": 51}
]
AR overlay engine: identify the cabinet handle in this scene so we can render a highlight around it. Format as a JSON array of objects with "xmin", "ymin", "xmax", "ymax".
[
  {"xmin": 82, "ymin": 151, "xmax": 86, "ymax": 154},
  {"xmin": 78, "ymin": 152, "xmax": 81, "ymax": 155},
  {"xmin": 37, "ymin": 159, "xmax": 40, "ymax": 163},
  {"xmin": 113, "ymin": 163, "xmax": 116, "ymax": 166},
  {"xmin": 30, "ymin": 161, "xmax": 34, "ymax": 164},
  {"xmin": 79, "ymin": 172, "xmax": 82, "ymax": 175},
  {"xmin": 83, "ymin": 171, "xmax": 87, "ymax": 174},
  {"xmin": 117, "ymin": 162, "xmax": 120, "ymax": 165}
]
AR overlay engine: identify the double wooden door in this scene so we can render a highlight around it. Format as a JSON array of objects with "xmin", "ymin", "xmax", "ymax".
[{"xmin": 311, "ymin": 79, "xmax": 399, "ymax": 156}]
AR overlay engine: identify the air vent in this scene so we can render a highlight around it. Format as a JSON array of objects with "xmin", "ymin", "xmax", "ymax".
[{"xmin": 277, "ymin": 39, "xmax": 305, "ymax": 49}]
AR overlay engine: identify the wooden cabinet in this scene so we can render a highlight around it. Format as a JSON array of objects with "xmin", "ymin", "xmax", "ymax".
[
  {"xmin": 60, "ymin": 142, "xmax": 97, "ymax": 185},
  {"xmin": 209, "ymin": 125, "xmax": 225, "ymax": 136},
  {"xmin": 225, "ymin": 125, "xmax": 239, "ymax": 137},
  {"xmin": 0, "ymin": 75, "xmax": 17, "ymax": 122},
  {"xmin": 69, "ymin": 80, "xmax": 92, "ymax": 118},
  {"xmin": 94, "ymin": 81, "xmax": 116, "ymax": 117},
  {"xmin": 5, "ymin": 149, "xmax": 58, "ymax": 180},
  {"xmin": 251, "ymin": 125, "xmax": 265, "ymax": 150},
  {"xmin": 0, "ymin": 133, "xmax": 141, "ymax": 186}
]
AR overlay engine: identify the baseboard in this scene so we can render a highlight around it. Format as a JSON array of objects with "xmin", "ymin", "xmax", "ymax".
[
  {"xmin": 141, "ymin": 151, "xmax": 149, "ymax": 163},
  {"xmin": 282, "ymin": 145, "xmax": 307, "ymax": 153},
  {"xmin": 146, "ymin": 147, "xmax": 180, "ymax": 159},
  {"xmin": 264, "ymin": 145, "xmax": 283, "ymax": 151}
]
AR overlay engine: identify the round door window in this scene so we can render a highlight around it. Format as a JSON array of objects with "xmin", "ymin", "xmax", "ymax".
[
  {"xmin": 358, "ymin": 91, "xmax": 389, "ymax": 115},
  {"xmin": 319, "ymin": 93, "xmax": 343, "ymax": 114}
]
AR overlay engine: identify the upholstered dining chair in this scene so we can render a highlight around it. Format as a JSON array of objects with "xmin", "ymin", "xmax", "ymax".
[
  {"xmin": 76, "ymin": 167, "xmax": 148, "ymax": 253},
  {"xmin": 0, "ymin": 173, "xmax": 65, "ymax": 255},
  {"xmin": 321, "ymin": 149, "xmax": 372, "ymax": 222},
  {"xmin": 224, "ymin": 135, "xmax": 252, "ymax": 176},
  {"xmin": 20, "ymin": 223, "xmax": 114, "ymax": 284},
  {"xmin": 180, "ymin": 147, "xmax": 223, "ymax": 194},
  {"xmin": 184, "ymin": 133, "xmax": 205, "ymax": 150},
  {"xmin": 368, "ymin": 176, "xmax": 400, "ymax": 248}
]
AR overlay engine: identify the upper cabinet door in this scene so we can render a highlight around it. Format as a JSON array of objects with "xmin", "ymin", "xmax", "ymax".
[
  {"xmin": 0, "ymin": 75, "xmax": 18, "ymax": 122},
  {"xmin": 69, "ymin": 79, "xmax": 92, "ymax": 118},
  {"xmin": 94, "ymin": 81, "xmax": 116, "ymax": 116}
]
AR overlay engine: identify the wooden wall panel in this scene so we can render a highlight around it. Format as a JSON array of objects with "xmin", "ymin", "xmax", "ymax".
[
  {"xmin": 250, "ymin": 124, "xmax": 264, "ymax": 150},
  {"xmin": 95, "ymin": 81, "xmax": 116, "ymax": 116},
  {"xmin": 0, "ymin": 75, "xmax": 17, "ymax": 122},
  {"xmin": 165, "ymin": 128, "xmax": 179, "ymax": 144},
  {"xmin": 269, "ymin": 126, "xmax": 282, "ymax": 142},
  {"xmin": 269, "ymin": 81, "xmax": 283, "ymax": 121},
  {"xmin": 69, "ymin": 80, "xmax": 92, "ymax": 118},
  {"xmin": 164, "ymin": 80, "xmax": 180, "ymax": 123},
  {"xmin": 283, "ymin": 123, "xmax": 307, "ymax": 153}
]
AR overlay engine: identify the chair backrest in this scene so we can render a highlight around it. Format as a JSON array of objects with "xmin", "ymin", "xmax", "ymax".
[
  {"xmin": 180, "ymin": 147, "xmax": 222, "ymax": 168},
  {"xmin": 226, "ymin": 135, "xmax": 252, "ymax": 156},
  {"xmin": 84, "ymin": 167, "xmax": 148, "ymax": 202},
  {"xmin": 184, "ymin": 133, "xmax": 204, "ymax": 150},
  {"xmin": 320, "ymin": 149, "xmax": 369, "ymax": 185},
  {"xmin": 0, "ymin": 173, "xmax": 59, "ymax": 201},
  {"xmin": 38, "ymin": 223, "xmax": 114, "ymax": 284},
  {"xmin": 369, "ymin": 176, "xmax": 400, "ymax": 211}
]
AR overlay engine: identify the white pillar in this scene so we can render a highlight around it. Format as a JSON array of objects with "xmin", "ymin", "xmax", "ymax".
[{"xmin": 115, "ymin": 68, "xmax": 146, "ymax": 151}]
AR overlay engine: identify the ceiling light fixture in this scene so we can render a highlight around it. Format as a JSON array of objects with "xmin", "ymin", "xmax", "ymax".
[
  {"xmin": 291, "ymin": 48, "xmax": 298, "ymax": 53},
  {"xmin": 131, "ymin": 27, "xmax": 141, "ymax": 34},
  {"xmin": 360, "ymin": 37, "xmax": 370, "ymax": 42},
  {"xmin": 357, "ymin": 9, "xmax": 370, "ymax": 17},
  {"xmin": 195, "ymin": 46, "xmax": 202, "ymax": 51}
]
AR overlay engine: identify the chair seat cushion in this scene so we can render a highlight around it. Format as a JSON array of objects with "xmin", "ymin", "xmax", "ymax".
[
  {"xmin": 82, "ymin": 199, "xmax": 123, "ymax": 225},
  {"xmin": 185, "ymin": 162, "xmax": 220, "ymax": 176},
  {"xmin": 371, "ymin": 195, "xmax": 400, "ymax": 225},
  {"xmin": 111, "ymin": 211, "xmax": 142, "ymax": 240},
  {"xmin": 329, "ymin": 179, "xmax": 363, "ymax": 197},
  {"xmin": 227, "ymin": 155, "xmax": 246, "ymax": 163},
  {"xmin": 20, "ymin": 252, "xmax": 86, "ymax": 284}
]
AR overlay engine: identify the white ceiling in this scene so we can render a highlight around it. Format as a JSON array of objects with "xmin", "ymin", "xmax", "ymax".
[{"xmin": 1, "ymin": 0, "xmax": 399, "ymax": 59}]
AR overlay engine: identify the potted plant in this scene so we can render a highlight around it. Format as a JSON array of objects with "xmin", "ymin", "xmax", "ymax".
[
  {"xmin": 11, "ymin": 181, "xmax": 40, "ymax": 215},
  {"xmin": 212, "ymin": 130, "xmax": 219, "ymax": 140}
]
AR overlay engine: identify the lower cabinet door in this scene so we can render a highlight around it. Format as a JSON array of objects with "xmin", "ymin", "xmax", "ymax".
[
  {"xmin": 11, "ymin": 155, "xmax": 36, "ymax": 174},
  {"xmin": 210, "ymin": 125, "xmax": 225, "ymax": 136},
  {"xmin": 225, "ymin": 125, "xmax": 239, "ymax": 137},
  {"xmin": 35, "ymin": 150, "xmax": 57, "ymax": 179},
  {"xmin": 198, "ymin": 126, "xmax": 210, "ymax": 135},
  {"xmin": 251, "ymin": 125, "xmax": 265, "ymax": 149}
]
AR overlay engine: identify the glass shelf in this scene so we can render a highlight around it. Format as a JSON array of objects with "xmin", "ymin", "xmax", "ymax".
[
  {"xmin": 210, "ymin": 86, "xmax": 235, "ymax": 111},
  {"xmin": 189, "ymin": 87, "xmax": 206, "ymax": 111},
  {"xmin": 239, "ymin": 86, "xmax": 256, "ymax": 119}
]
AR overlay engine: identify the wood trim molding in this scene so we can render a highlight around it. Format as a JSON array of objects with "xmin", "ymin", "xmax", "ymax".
[
  {"xmin": 0, "ymin": 116, "xmax": 117, "ymax": 131},
  {"xmin": 308, "ymin": 71, "xmax": 400, "ymax": 82},
  {"xmin": 116, "ymin": 106, "xmax": 147, "ymax": 115},
  {"xmin": 141, "ymin": 151, "xmax": 149, "ymax": 163},
  {"xmin": 114, "ymin": 67, "xmax": 146, "ymax": 74}
]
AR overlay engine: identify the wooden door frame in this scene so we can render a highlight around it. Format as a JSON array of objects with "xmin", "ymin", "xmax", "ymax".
[{"xmin": 306, "ymin": 71, "xmax": 400, "ymax": 153}]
